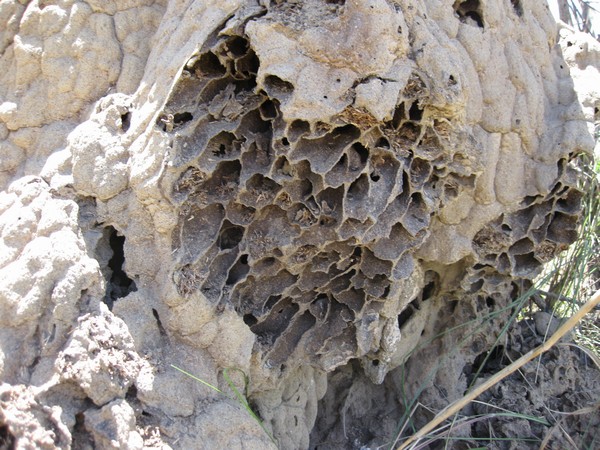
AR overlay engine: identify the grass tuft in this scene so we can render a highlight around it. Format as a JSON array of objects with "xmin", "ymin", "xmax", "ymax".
[
  {"xmin": 171, "ymin": 365, "xmax": 277, "ymax": 445},
  {"xmin": 391, "ymin": 154, "xmax": 600, "ymax": 449}
]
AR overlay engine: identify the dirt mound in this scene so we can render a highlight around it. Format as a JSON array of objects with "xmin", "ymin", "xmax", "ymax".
[{"xmin": 1, "ymin": 1, "xmax": 599, "ymax": 449}]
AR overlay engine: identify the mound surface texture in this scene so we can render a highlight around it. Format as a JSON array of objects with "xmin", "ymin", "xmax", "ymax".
[{"xmin": 0, "ymin": 0, "xmax": 598, "ymax": 449}]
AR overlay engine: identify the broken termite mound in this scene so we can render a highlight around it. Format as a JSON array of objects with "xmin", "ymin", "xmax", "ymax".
[{"xmin": 0, "ymin": 0, "xmax": 598, "ymax": 449}]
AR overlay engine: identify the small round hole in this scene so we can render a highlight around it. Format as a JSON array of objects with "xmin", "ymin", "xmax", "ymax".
[{"xmin": 243, "ymin": 314, "xmax": 257, "ymax": 326}]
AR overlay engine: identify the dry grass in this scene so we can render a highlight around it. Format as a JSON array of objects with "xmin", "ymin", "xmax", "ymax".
[
  {"xmin": 392, "ymin": 155, "xmax": 600, "ymax": 450},
  {"xmin": 396, "ymin": 290, "xmax": 600, "ymax": 450}
]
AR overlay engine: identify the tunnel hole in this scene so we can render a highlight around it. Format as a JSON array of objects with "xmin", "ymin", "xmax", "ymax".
[
  {"xmin": 288, "ymin": 119, "xmax": 311, "ymax": 142},
  {"xmin": 208, "ymin": 131, "xmax": 238, "ymax": 158},
  {"xmin": 240, "ymin": 108, "xmax": 271, "ymax": 134},
  {"xmin": 104, "ymin": 226, "xmax": 137, "ymax": 309},
  {"xmin": 309, "ymin": 294, "xmax": 330, "ymax": 321},
  {"xmin": 511, "ymin": 0, "xmax": 523, "ymax": 16},
  {"xmin": 382, "ymin": 285, "xmax": 391, "ymax": 298},
  {"xmin": 334, "ymin": 153, "xmax": 347, "ymax": 170},
  {"xmin": 352, "ymin": 142, "xmax": 369, "ymax": 164},
  {"xmin": 126, "ymin": 385, "xmax": 138, "ymax": 400},
  {"xmin": 453, "ymin": 0, "xmax": 484, "ymax": 28},
  {"xmin": 472, "ymin": 346, "xmax": 507, "ymax": 377},
  {"xmin": 234, "ymin": 78, "xmax": 258, "ymax": 96},
  {"xmin": 392, "ymin": 103, "xmax": 406, "ymax": 128},
  {"xmin": 173, "ymin": 112, "xmax": 193, "ymax": 126},
  {"xmin": 448, "ymin": 300, "xmax": 459, "ymax": 314},
  {"xmin": 408, "ymin": 102, "xmax": 424, "ymax": 121},
  {"xmin": 273, "ymin": 156, "xmax": 292, "ymax": 179},
  {"xmin": 226, "ymin": 36, "xmax": 249, "ymax": 57},
  {"xmin": 319, "ymin": 216, "xmax": 336, "ymax": 227},
  {"xmin": 334, "ymin": 124, "xmax": 361, "ymax": 141},
  {"xmin": 265, "ymin": 294, "xmax": 283, "ymax": 312},
  {"xmin": 235, "ymin": 50, "xmax": 260, "ymax": 78},
  {"xmin": 421, "ymin": 271, "xmax": 440, "ymax": 301},
  {"xmin": 521, "ymin": 195, "xmax": 541, "ymax": 207},
  {"xmin": 513, "ymin": 252, "xmax": 540, "ymax": 275},
  {"xmin": 243, "ymin": 313, "xmax": 258, "ymax": 327},
  {"xmin": 120, "ymin": 112, "xmax": 131, "ymax": 132},
  {"xmin": 193, "ymin": 51, "xmax": 227, "ymax": 77},
  {"xmin": 375, "ymin": 137, "xmax": 390, "ymax": 148},
  {"xmin": 263, "ymin": 74, "xmax": 295, "ymax": 99},
  {"xmin": 547, "ymin": 212, "xmax": 578, "ymax": 244},
  {"xmin": 397, "ymin": 305, "xmax": 414, "ymax": 328},
  {"xmin": 213, "ymin": 160, "xmax": 242, "ymax": 187},
  {"xmin": 398, "ymin": 122, "xmax": 421, "ymax": 142},
  {"xmin": 0, "ymin": 424, "xmax": 14, "ymax": 450},
  {"xmin": 250, "ymin": 298, "xmax": 300, "ymax": 344},
  {"xmin": 444, "ymin": 183, "xmax": 459, "ymax": 202},
  {"xmin": 372, "ymin": 359, "xmax": 380, "ymax": 366},
  {"xmin": 301, "ymin": 179, "xmax": 314, "ymax": 198},
  {"xmin": 410, "ymin": 158, "xmax": 431, "ymax": 187},
  {"xmin": 348, "ymin": 173, "xmax": 370, "ymax": 199},
  {"xmin": 509, "ymin": 237, "xmax": 534, "ymax": 255},
  {"xmin": 464, "ymin": 11, "xmax": 484, "ymax": 27},
  {"xmin": 556, "ymin": 158, "xmax": 568, "ymax": 176},
  {"xmin": 325, "ymin": 0, "xmax": 345, "ymax": 4},
  {"xmin": 152, "ymin": 308, "xmax": 167, "ymax": 335},
  {"xmin": 245, "ymin": 174, "xmax": 281, "ymax": 201},
  {"xmin": 217, "ymin": 220, "xmax": 245, "ymax": 250},
  {"xmin": 550, "ymin": 181, "xmax": 568, "ymax": 198},
  {"xmin": 259, "ymin": 99, "xmax": 278, "ymax": 120},
  {"xmin": 497, "ymin": 253, "xmax": 510, "ymax": 273},
  {"xmin": 226, "ymin": 255, "xmax": 251, "ymax": 285},
  {"xmin": 556, "ymin": 189, "xmax": 583, "ymax": 214},
  {"xmin": 469, "ymin": 279, "xmax": 484, "ymax": 293},
  {"xmin": 73, "ymin": 412, "xmax": 87, "ymax": 446}
]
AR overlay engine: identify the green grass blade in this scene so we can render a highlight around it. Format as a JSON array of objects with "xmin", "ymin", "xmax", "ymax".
[
  {"xmin": 170, "ymin": 364, "xmax": 224, "ymax": 394},
  {"xmin": 171, "ymin": 365, "xmax": 277, "ymax": 446},
  {"xmin": 223, "ymin": 368, "xmax": 277, "ymax": 445}
]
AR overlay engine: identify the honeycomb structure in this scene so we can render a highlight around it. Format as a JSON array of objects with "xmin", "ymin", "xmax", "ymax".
[{"xmin": 164, "ymin": 17, "xmax": 582, "ymax": 379}]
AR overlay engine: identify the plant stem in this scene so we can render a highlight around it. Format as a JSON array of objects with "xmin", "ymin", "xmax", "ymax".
[{"xmin": 396, "ymin": 288, "xmax": 600, "ymax": 450}]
